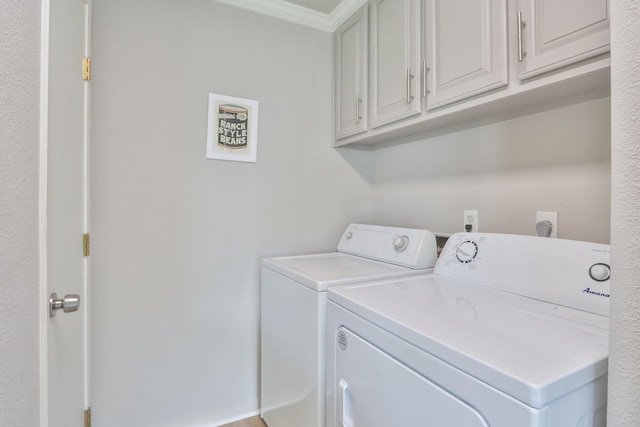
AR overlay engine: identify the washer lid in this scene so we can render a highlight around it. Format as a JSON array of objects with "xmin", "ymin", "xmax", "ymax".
[
  {"xmin": 328, "ymin": 274, "xmax": 609, "ymax": 408},
  {"xmin": 262, "ymin": 253, "xmax": 431, "ymax": 291}
]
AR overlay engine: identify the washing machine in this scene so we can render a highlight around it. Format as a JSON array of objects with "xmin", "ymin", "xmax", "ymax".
[
  {"xmin": 260, "ymin": 223, "xmax": 438, "ymax": 427},
  {"xmin": 326, "ymin": 232, "xmax": 610, "ymax": 427}
]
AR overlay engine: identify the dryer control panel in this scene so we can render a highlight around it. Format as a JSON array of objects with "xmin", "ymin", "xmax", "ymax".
[
  {"xmin": 436, "ymin": 233, "xmax": 611, "ymax": 316},
  {"xmin": 337, "ymin": 223, "xmax": 438, "ymax": 269}
]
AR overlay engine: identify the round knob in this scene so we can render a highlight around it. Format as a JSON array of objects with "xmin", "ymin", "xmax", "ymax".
[
  {"xmin": 393, "ymin": 235, "xmax": 410, "ymax": 252},
  {"xmin": 345, "ymin": 232, "xmax": 353, "ymax": 240},
  {"xmin": 49, "ymin": 293, "xmax": 81, "ymax": 318},
  {"xmin": 456, "ymin": 240, "xmax": 478, "ymax": 264},
  {"xmin": 589, "ymin": 263, "xmax": 610, "ymax": 282}
]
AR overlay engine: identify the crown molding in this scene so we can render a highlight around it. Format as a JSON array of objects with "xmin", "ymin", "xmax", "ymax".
[
  {"xmin": 329, "ymin": 0, "xmax": 368, "ymax": 29},
  {"xmin": 211, "ymin": 0, "xmax": 368, "ymax": 32}
]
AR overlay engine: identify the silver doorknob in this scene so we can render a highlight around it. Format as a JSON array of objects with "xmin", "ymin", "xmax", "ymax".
[{"xmin": 49, "ymin": 293, "xmax": 80, "ymax": 318}]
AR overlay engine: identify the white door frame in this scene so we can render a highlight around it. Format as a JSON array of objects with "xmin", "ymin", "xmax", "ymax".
[{"xmin": 38, "ymin": 0, "xmax": 51, "ymax": 422}]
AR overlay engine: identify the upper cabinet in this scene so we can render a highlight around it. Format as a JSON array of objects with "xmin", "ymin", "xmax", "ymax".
[
  {"xmin": 370, "ymin": 0, "xmax": 422, "ymax": 128},
  {"xmin": 516, "ymin": 0, "xmax": 610, "ymax": 79},
  {"xmin": 333, "ymin": 0, "xmax": 610, "ymax": 147},
  {"xmin": 425, "ymin": 0, "xmax": 508, "ymax": 110},
  {"xmin": 334, "ymin": 6, "xmax": 369, "ymax": 140}
]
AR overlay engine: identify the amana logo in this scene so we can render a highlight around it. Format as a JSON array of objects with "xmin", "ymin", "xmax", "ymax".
[{"xmin": 583, "ymin": 288, "xmax": 610, "ymax": 298}]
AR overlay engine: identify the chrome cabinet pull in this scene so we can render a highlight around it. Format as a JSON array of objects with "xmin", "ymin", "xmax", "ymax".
[
  {"xmin": 518, "ymin": 12, "xmax": 527, "ymax": 62},
  {"xmin": 355, "ymin": 92, "xmax": 361, "ymax": 124},
  {"xmin": 406, "ymin": 68, "xmax": 414, "ymax": 103},
  {"xmin": 422, "ymin": 60, "xmax": 430, "ymax": 98}
]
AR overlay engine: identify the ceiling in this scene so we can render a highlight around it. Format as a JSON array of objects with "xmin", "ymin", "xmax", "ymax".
[{"xmin": 213, "ymin": 0, "xmax": 365, "ymax": 31}]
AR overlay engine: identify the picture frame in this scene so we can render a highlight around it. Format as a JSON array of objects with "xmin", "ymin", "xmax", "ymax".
[{"xmin": 206, "ymin": 93, "xmax": 259, "ymax": 163}]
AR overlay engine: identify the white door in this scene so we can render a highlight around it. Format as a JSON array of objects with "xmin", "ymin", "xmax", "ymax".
[
  {"xmin": 370, "ymin": 0, "xmax": 422, "ymax": 129},
  {"xmin": 44, "ymin": 0, "xmax": 91, "ymax": 426},
  {"xmin": 333, "ymin": 327, "xmax": 488, "ymax": 427},
  {"xmin": 424, "ymin": 0, "xmax": 508, "ymax": 110},
  {"xmin": 334, "ymin": 5, "xmax": 369, "ymax": 141},
  {"xmin": 517, "ymin": 0, "xmax": 610, "ymax": 79}
]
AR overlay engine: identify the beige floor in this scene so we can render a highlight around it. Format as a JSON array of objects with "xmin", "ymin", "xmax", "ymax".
[{"xmin": 219, "ymin": 415, "xmax": 266, "ymax": 427}]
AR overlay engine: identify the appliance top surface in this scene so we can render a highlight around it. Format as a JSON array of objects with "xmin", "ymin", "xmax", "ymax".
[
  {"xmin": 262, "ymin": 252, "xmax": 432, "ymax": 291},
  {"xmin": 328, "ymin": 273, "xmax": 609, "ymax": 408}
]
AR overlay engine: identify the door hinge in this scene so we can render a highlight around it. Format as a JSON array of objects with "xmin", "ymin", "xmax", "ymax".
[
  {"xmin": 84, "ymin": 407, "xmax": 92, "ymax": 427},
  {"xmin": 83, "ymin": 57, "xmax": 91, "ymax": 81},
  {"xmin": 83, "ymin": 233, "xmax": 91, "ymax": 257}
]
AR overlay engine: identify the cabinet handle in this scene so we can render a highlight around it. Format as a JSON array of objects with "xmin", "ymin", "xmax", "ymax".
[
  {"xmin": 406, "ymin": 68, "xmax": 414, "ymax": 103},
  {"xmin": 355, "ymin": 92, "xmax": 361, "ymax": 124},
  {"xmin": 422, "ymin": 60, "xmax": 430, "ymax": 99},
  {"xmin": 517, "ymin": 12, "xmax": 527, "ymax": 62}
]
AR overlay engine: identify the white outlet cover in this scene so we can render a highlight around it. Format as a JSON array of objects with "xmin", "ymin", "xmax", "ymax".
[
  {"xmin": 464, "ymin": 210, "xmax": 479, "ymax": 232},
  {"xmin": 536, "ymin": 211, "xmax": 558, "ymax": 238}
]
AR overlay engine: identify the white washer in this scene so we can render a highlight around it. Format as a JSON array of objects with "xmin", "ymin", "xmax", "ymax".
[
  {"xmin": 260, "ymin": 223, "xmax": 438, "ymax": 427},
  {"xmin": 326, "ymin": 232, "xmax": 610, "ymax": 427}
]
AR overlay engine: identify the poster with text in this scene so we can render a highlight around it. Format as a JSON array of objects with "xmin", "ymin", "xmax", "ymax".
[{"xmin": 206, "ymin": 93, "xmax": 259, "ymax": 163}]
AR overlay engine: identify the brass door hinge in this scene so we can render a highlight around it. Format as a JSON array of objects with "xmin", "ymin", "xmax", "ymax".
[
  {"xmin": 84, "ymin": 407, "xmax": 92, "ymax": 427},
  {"xmin": 83, "ymin": 57, "xmax": 91, "ymax": 81},
  {"xmin": 83, "ymin": 233, "xmax": 91, "ymax": 257}
]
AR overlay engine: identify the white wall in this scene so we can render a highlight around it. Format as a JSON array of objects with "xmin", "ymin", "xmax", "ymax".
[
  {"xmin": 0, "ymin": 0, "xmax": 41, "ymax": 424},
  {"xmin": 372, "ymin": 98, "xmax": 611, "ymax": 244},
  {"xmin": 609, "ymin": 0, "xmax": 640, "ymax": 423},
  {"xmin": 89, "ymin": 1, "xmax": 372, "ymax": 426}
]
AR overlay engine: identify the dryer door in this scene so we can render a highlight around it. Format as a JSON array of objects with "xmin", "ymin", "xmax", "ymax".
[{"xmin": 334, "ymin": 327, "xmax": 489, "ymax": 427}]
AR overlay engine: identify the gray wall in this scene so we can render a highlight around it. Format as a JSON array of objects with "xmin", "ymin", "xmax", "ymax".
[
  {"xmin": 0, "ymin": 0, "xmax": 41, "ymax": 425},
  {"xmin": 90, "ymin": 1, "xmax": 372, "ymax": 426},
  {"xmin": 372, "ymin": 98, "xmax": 611, "ymax": 244},
  {"xmin": 609, "ymin": 0, "xmax": 640, "ymax": 423}
]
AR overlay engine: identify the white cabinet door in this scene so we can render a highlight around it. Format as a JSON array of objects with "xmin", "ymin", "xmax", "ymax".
[
  {"xmin": 370, "ymin": 0, "xmax": 422, "ymax": 129},
  {"xmin": 334, "ymin": 6, "xmax": 368, "ymax": 140},
  {"xmin": 424, "ymin": 0, "xmax": 508, "ymax": 110},
  {"xmin": 517, "ymin": 0, "xmax": 610, "ymax": 79}
]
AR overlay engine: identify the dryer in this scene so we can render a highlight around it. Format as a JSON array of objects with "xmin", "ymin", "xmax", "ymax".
[
  {"xmin": 326, "ymin": 232, "xmax": 610, "ymax": 427},
  {"xmin": 260, "ymin": 223, "xmax": 438, "ymax": 427}
]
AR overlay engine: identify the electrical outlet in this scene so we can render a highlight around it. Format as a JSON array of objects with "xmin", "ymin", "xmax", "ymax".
[
  {"xmin": 536, "ymin": 211, "xmax": 558, "ymax": 238},
  {"xmin": 464, "ymin": 210, "xmax": 479, "ymax": 232}
]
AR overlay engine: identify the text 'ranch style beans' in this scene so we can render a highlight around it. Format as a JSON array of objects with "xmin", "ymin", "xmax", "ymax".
[{"xmin": 218, "ymin": 104, "xmax": 248, "ymax": 149}]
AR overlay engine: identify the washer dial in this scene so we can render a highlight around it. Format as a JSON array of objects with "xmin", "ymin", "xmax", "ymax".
[
  {"xmin": 456, "ymin": 240, "xmax": 478, "ymax": 263},
  {"xmin": 589, "ymin": 263, "xmax": 610, "ymax": 282},
  {"xmin": 393, "ymin": 235, "xmax": 410, "ymax": 252}
]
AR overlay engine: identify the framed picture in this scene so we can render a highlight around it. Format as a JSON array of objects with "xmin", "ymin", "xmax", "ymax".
[{"xmin": 206, "ymin": 93, "xmax": 259, "ymax": 163}]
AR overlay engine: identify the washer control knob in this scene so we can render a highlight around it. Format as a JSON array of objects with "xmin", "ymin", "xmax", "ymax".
[
  {"xmin": 589, "ymin": 263, "xmax": 610, "ymax": 282},
  {"xmin": 393, "ymin": 235, "xmax": 410, "ymax": 252},
  {"xmin": 345, "ymin": 232, "xmax": 353, "ymax": 240},
  {"xmin": 456, "ymin": 240, "xmax": 478, "ymax": 264}
]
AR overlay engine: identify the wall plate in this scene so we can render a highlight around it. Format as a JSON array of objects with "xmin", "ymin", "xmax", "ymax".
[
  {"xmin": 464, "ymin": 210, "xmax": 479, "ymax": 232},
  {"xmin": 536, "ymin": 211, "xmax": 558, "ymax": 238}
]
